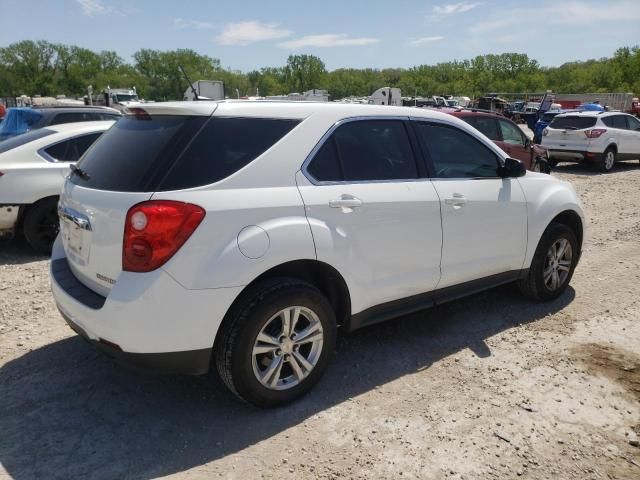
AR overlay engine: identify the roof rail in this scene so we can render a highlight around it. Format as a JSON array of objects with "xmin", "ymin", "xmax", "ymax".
[{"xmin": 455, "ymin": 107, "xmax": 502, "ymax": 115}]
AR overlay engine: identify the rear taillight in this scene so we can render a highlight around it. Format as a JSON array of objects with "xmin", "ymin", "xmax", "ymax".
[
  {"xmin": 123, "ymin": 201, "xmax": 205, "ymax": 272},
  {"xmin": 585, "ymin": 128, "xmax": 606, "ymax": 138}
]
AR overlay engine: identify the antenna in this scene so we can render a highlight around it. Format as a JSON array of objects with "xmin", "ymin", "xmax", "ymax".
[{"xmin": 179, "ymin": 65, "xmax": 199, "ymax": 101}]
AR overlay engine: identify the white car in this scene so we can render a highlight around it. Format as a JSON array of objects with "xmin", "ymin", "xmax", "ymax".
[
  {"xmin": 51, "ymin": 102, "xmax": 584, "ymax": 407},
  {"xmin": 542, "ymin": 111, "xmax": 640, "ymax": 171},
  {"xmin": 0, "ymin": 121, "xmax": 114, "ymax": 252}
]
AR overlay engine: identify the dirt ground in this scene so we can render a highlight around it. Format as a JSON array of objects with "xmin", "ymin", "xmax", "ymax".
[{"xmin": 1, "ymin": 162, "xmax": 640, "ymax": 480}]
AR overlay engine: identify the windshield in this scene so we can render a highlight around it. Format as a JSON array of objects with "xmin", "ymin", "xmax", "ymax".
[
  {"xmin": 114, "ymin": 94, "xmax": 138, "ymax": 102},
  {"xmin": 549, "ymin": 116, "xmax": 597, "ymax": 130}
]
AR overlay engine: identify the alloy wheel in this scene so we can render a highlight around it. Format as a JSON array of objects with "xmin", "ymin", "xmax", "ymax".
[
  {"xmin": 543, "ymin": 238, "xmax": 573, "ymax": 291},
  {"xmin": 251, "ymin": 306, "xmax": 324, "ymax": 390},
  {"xmin": 604, "ymin": 151, "xmax": 615, "ymax": 170}
]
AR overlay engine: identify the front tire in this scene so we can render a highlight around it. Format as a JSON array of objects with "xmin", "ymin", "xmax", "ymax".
[
  {"xmin": 518, "ymin": 223, "xmax": 579, "ymax": 301},
  {"xmin": 215, "ymin": 278, "xmax": 336, "ymax": 408},
  {"xmin": 23, "ymin": 197, "xmax": 59, "ymax": 254}
]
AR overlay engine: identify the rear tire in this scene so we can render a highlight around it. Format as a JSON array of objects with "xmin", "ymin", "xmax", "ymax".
[
  {"xmin": 23, "ymin": 197, "xmax": 59, "ymax": 254},
  {"xmin": 215, "ymin": 278, "xmax": 336, "ymax": 408},
  {"xmin": 599, "ymin": 148, "xmax": 616, "ymax": 172},
  {"xmin": 518, "ymin": 223, "xmax": 578, "ymax": 301}
]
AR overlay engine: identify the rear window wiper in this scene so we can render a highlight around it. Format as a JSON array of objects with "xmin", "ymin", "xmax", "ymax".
[{"xmin": 70, "ymin": 164, "xmax": 91, "ymax": 180}]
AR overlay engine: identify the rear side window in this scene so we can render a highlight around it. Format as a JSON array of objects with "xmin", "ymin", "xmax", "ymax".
[
  {"xmin": 43, "ymin": 132, "xmax": 103, "ymax": 162},
  {"xmin": 549, "ymin": 116, "xmax": 597, "ymax": 130},
  {"xmin": 50, "ymin": 112, "xmax": 87, "ymax": 125},
  {"xmin": 159, "ymin": 117, "xmax": 300, "ymax": 190},
  {"xmin": 627, "ymin": 116, "xmax": 640, "ymax": 130},
  {"xmin": 0, "ymin": 128, "xmax": 55, "ymax": 154},
  {"xmin": 415, "ymin": 122, "xmax": 499, "ymax": 179},
  {"xmin": 498, "ymin": 119, "xmax": 525, "ymax": 145},
  {"xmin": 463, "ymin": 117, "xmax": 500, "ymax": 141},
  {"xmin": 306, "ymin": 120, "xmax": 418, "ymax": 182},
  {"xmin": 602, "ymin": 115, "xmax": 628, "ymax": 129}
]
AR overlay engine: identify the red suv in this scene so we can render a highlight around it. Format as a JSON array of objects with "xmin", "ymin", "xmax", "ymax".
[{"xmin": 447, "ymin": 109, "xmax": 550, "ymax": 173}]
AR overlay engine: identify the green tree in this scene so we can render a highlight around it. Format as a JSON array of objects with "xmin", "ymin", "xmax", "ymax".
[{"xmin": 284, "ymin": 54, "xmax": 327, "ymax": 93}]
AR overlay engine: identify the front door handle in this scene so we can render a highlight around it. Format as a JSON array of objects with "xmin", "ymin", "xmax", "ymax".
[
  {"xmin": 444, "ymin": 193, "xmax": 467, "ymax": 208},
  {"xmin": 329, "ymin": 195, "xmax": 363, "ymax": 209}
]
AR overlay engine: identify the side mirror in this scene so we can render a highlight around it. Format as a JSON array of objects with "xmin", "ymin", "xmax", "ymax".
[{"xmin": 499, "ymin": 157, "xmax": 526, "ymax": 178}]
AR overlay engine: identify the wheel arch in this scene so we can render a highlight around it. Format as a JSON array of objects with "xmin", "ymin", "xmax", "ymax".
[
  {"xmin": 17, "ymin": 195, "xmax": 59, "ymax": 233},
  {"xmin": 214, "ymin": 259, "xmax": 352, "ymax": 350},
  {"xmin": 550, "ymin": 209, "xmax": 583, "ymax": 256},
  {"xmin": 604, "ymin": 143, "xmax": 617, "ymax": 154}
]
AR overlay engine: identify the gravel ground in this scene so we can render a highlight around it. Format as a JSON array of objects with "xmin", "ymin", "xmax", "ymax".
[{"xmin": 1, "ymin": 162, "xmax": 640, "ymax": 480}]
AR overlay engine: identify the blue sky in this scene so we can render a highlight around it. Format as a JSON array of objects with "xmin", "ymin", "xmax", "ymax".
[{"xmin": 1, "ymin": 0, "xmax": 639, "ymax": 71}]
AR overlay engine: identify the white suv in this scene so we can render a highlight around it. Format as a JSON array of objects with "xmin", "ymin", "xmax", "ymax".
[
  {"xmin": 542, "ymin": 111, "xmax": 640, "ymax": 171},
  {"xmin": 51, "ymin": 102, "xmax": 584, "ymax": 407}
]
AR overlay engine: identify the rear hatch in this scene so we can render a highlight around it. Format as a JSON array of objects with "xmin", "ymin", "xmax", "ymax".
[
  {"xmin": 58, "ymin": 110, "xmax": 213, "ymax": 296},
  {"xmin": 542, "ymin": 115, "xmax": 597, "ymax": 150}
]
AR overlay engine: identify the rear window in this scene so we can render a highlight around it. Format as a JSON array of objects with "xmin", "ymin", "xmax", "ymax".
[
  {"xmin": 549, "ymin": 116, "xmax": 597, "ymax": 130},
  {"xmin": 0, "ymin": 128, "xmax": 55, "ymax": 155},
  {"xmin": 72, "ymin": 115, "xmax": 299, "ymax": 192}
]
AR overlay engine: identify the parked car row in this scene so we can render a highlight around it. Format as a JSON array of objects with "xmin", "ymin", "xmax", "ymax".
[
  {"xmin": 38, "ymin": 101, "xmax": 586, "ymax": 407},
  {"xmin": 0, "ymin": 121, "xmax": 115, "ymax": 251}
]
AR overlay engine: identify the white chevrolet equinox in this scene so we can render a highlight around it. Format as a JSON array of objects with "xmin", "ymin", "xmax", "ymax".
[{"xmin": 51, "ymin": 101, "xmax": 585, "ymax": 407}]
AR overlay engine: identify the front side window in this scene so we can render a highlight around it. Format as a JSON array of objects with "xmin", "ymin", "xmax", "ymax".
[
  {"xmin": 499, "ymin": 120, "xmax": 525, "ymax": 145},
  {"xmin": 306, "ymin": 120, "xmax": 418, "ymax": 182},
  {"xmin": 414, "ymin": 122, "xmax": 500, "ymax": 179}
]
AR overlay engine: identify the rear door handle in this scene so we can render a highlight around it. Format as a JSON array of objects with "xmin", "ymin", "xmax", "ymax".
[
  {"xmin": 444, "ymin": 193, "xmax": 467, "ymax": 207},
  {"xmin": 329, "ymin": 195, "xmax": 363, "ymax": 209}
]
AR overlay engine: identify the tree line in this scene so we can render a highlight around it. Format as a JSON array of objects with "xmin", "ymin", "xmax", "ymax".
[{"xmin": 0, "ymin": 40, "xmax": 638, "ymax": 102}]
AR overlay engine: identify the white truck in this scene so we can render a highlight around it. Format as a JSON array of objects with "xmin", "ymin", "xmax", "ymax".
[
  {"xmin": 183, "ymin": 80, "xmax": 225, "ymax": 101},
  {"xmin": 368, "ymin": 87, "xmax": 402, "ymax": 106}
]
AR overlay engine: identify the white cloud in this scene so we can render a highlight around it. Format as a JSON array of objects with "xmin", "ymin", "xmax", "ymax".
[
  {"xmin": 216, "ymin": 21, "xmax": 292, "ymax": 46},
  {"xmin": 76, "ymin": 0, "xmax": 110, "ymax": 16},
  {"xmin": 470, "ymin": 0, "xmax": 640, "ymax": 33},
  {"xmin": 433, "ymin": 2, "xmax": 482, "ymax": 15},
  {"xmin": 409, "ymin": 36, "xmax": 445, "ymax": 46},
  {"xmin": 174, "ymin": 18, "xmax": 213, "ymax": 30},
  {"xmin": 278, "ymin": 34, "xmax": 379, "ymax": 49}
]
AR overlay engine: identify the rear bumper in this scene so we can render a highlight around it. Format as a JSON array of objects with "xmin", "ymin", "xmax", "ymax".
[
  {"xmin": 59, "ymin": 307, "xmax": 212, "ymax": 375},
  {"xmin": 547, "ymin": 149, "xmax": 602, "ymax": 163},
  {"xmin": 50, "ymin": 235, "xmax": 244, "ymax": 374}
]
